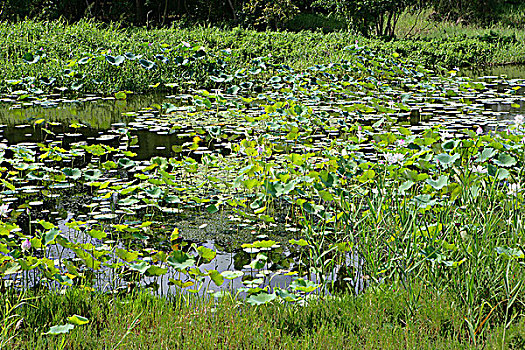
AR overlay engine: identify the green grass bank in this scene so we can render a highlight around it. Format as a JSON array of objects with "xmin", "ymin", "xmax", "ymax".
[
  {"xmin": 0, "ymin": 20, "xmax": 524, "ymax": 95},
  {"xmin": 5, "ymin": 285, "xmax": 525, "ymax": 349}
]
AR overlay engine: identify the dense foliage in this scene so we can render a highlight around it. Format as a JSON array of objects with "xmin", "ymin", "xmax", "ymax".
[
  {"xmin": 0, "ymin": 2, "xmax": 524, "ymax": 346},
  {"xmin": 0, "ymin": 21, "xmax": 525, "ymax": 348},
  {"xmin": 0, "ymin": 0, "xmax": 522, "ymax": 35},
  {"xmin": 0, "ymin": 21, "xmax": 522, "ymax": 99}
]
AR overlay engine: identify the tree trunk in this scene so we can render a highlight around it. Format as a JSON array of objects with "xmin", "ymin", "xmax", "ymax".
[
  {"xmin": 162, "ymin": 0, "xmax": 169, "ymax": 25},
  {"xmin": 227, "ymin": 0, "xmax": 237, "ymax": 21},
  {"xmin": 135, "ymin": 0, "xmax": 145, "ymax": 24}
]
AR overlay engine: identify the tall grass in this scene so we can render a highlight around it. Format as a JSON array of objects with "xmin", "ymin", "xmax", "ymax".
[
  {"xmin": 396, "ymin": 8, "xmax": 525, "ymax": 39},
  {"xmin": 2, "ymin": 285, "xmax": 481, "ymax": 349},
  {"xmin": 290, "ymin": 124, "xmax": 525, "ymax": 347}
]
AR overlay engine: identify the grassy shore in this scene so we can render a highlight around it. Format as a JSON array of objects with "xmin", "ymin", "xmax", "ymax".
[
  {"xmin": 5, "ymin": 284, "xmax": 522, "ymax": 349},
  {"xmin": 0, "ymin": 20, "xmax": 523, "ymax": 95}
]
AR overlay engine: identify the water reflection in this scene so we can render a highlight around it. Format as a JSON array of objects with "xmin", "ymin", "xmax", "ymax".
[
  {"xmin": 461, "ymin": 64, "xmax": 525, "ymax": 80},
  {"xmin": 0, "ymin": 93, "xmax": 171, "ymax": 128}
]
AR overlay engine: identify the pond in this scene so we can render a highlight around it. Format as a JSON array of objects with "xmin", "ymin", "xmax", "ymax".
[{"xmin": 1, "ymin": 54, "xmax": 525, "ymax": 300}]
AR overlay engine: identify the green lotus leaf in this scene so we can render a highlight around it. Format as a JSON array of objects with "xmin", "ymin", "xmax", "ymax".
[
  {"xmin": 426, "ymin": 175, "xmax": 449, "ymax": 190},
  {"xmin": 118, "ymin": 158, "xmax": 136, "ymax": 169},
  {"xmin": 84, "ymin": 169, "xmax": 102, "ymax": 181},
  {"xmin": 67, "ymin": 315, "xmax": 89, "ymax": 326},
  {"xmin": 63, "ymin": 167, "xmax": 82, "ymax": 179},
  {"xmin": 494, "ymin": 153, "xmax": 516, "ymax": 167},
  {"xmin": 196, "ymin": 246, "xmax": 216, "ymax": 261},
  {"xmin": 246, "ymin": 292, "xmax": 276, "ymax": 306},
  {"xmin": 44, "ymin": 324, "xmax": 74, "ymax": 335},
  {"xmin": 146, "ymin": 265, "xmax": 168, "ymax": 276},
  {"xmin": 167, "ymin": 251, "xmax": 195, "ymax": 270},
  {"xmin": 105, "ymin": 55, "xmax": 125, "ymax": 66},
  {"xmin": 23, "ymin": 52, "xmax": 40, "ymax": 64},
  {"xmin": 221, "ymin": 271, "xmax": 244, "ymax": 279},
  {"xmin": 139, "ymin": 58, "xmax": 156, "ymax": 69},
  {"xmin": 129, "ymin": 261, "xmax": 149, "ymax": 274},
  {"xmin": 208, "ymin": 269, "xmax": 224, "ymax": 286}
]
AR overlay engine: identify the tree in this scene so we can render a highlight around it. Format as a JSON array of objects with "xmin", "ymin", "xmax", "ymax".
[
  {"xmin": 243, "ymin": 0, "xmax": 299, "ymax": 30},
  {"xmin": 313, "ymin": 0, "xmax": 424, "ymax": 37}
]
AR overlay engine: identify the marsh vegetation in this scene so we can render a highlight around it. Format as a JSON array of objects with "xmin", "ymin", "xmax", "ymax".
[{"xmin": 1, "ymin": 2, "xmax": 525, "ymax": 348}]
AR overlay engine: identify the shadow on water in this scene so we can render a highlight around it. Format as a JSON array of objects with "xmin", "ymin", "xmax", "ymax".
[{"xmin": 0, "ymin": 93, "xmax": 172, "ymax": 127}]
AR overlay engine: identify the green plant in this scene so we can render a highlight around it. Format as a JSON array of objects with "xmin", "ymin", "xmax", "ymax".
[{"xmin": 0, "ymin": 292, "xmax": 33, "ymax": 348}]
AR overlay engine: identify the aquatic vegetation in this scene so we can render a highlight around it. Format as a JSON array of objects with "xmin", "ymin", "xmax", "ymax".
[{"xmin": 0, "ymin": 30, "xmax": 524, "ymax": 347}]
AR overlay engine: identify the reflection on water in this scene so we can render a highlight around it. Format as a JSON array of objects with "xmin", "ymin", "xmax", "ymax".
[
  {"xmin": 0, "ymin": 93, "xmax": 171, "ymax": 128},
  {"xmin": 461, "ymin": 64, "xmax": 525, "ymax": 80},
  {"xmin": 35, "ymin": 212, "xmax": 350, "ymax": 297},
  {"xmin": 0, "ymin": 94, "xmax": 190, "ymax": 160}
]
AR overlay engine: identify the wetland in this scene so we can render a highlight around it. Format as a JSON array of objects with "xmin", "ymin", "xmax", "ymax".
[{"xmin": 2, "ymin": 20, "xmax": 525, "ymax": 349}]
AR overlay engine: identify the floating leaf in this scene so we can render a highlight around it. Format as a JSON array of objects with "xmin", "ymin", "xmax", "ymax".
[
  {"xmin": 221, "ymin": 271, "xmax": 244, "ymax": 279},
  {"xmin": 84, "ymin": 169, "xmax": 102, "ymax": 181},
  {"xmin": 118, "ymin": 158, "xmax": 135, "ymax": 169},
  {"xmin": 23, "ymin": 52, "xmax": 40, "ymax": 64},
  {"xmin": 139, "ymin": 59, "xmax": 156, "ymax": 69},
  {"xmin": 67, "ymin": 315, "xmax": 89, "ymax": 326},
  {"xmin": 63, "ymin": 168, "xmax": 81, "ymax": 180},
  {"xmin": 290, "ymin": 278, "xmax": 320, "ymax": 293},
  {"xmin": 247, "ymin": 292, "xmax": 276, "ymax": 306},
  {"xmin": 124, "ymin": 52, "xmax": 141, "ymax": 60},
  {"xmin": 44, "ymin": 324, "xmax": 74, "ymax": 335},
  {"xmin": 115, "ymin": 91, "xmax": 127, "ymax": 100},
  {"xmin": 105, "ymin": 55, "xmax": 125, "ymax": 66},
  {"xmin": 289, "ymin": 239, "xmax": 309, "ymax": 246}
]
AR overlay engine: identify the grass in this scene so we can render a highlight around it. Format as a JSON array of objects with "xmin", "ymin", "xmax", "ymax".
[
  {"xmin": 395, "ymin": 7, "xmax": 525, "ymax": 39},
  {"xmin": 390, "ymin": 7, "xmax": 525, "ymax": 67},
  {"xmin": 0, "ymin": 19, "xmax": 523, "ymax": 95},
  {"xmin": 1, "ymin": 284, "xmax": 488, "ymax": 349}
]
